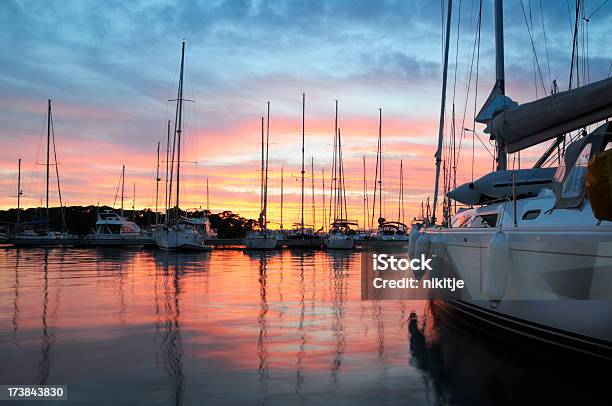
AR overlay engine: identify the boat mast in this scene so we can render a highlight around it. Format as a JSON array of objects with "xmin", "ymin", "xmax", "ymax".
[
  {"xmin": 329, "ymin": 100, "xmax": 338, "ymax": 226},
  {"xmin": 378, "ymin": 109, "xmax": 382, "ymax": 224},
  {"xmin": 206, "ymin": 178, "xmax": 209, "ymax": 211},
  {"xmin": 260, "ymin": 116, "xmax": 265, "ymax": 228},
  {"xmin": 132, "ymin": 183, "xmax": 136, "ymax": 222},
  {"xmin": 280, "ymin": 165, "xmax": 284, "ymax": 230},
  {"xmin": 321, "ymin": 168, "xmax": 325, "ymax": 230},
  {"xmin": 17, "ymin": 158, "xmax": 22, "ymax": 224},
  {"xmin": 432, "ymin": 0, "xmax": 453, "ymax": 226},
  {"xmin": 175, "ymin": 40, "xmax": 186, "ymax": 216},
  {"xmin": 372, "ymin": 108, "xmax": 383, "ymax": 226},
  {"xmin": 46, "ymin": 99, "xmax": 51, "ymax": 230},
  {"xmin": 300, "ymin": 93, "xmax": 305, "ymax": 235},
  {"xmin": 164, "ymin": 120, "xmax": 171, "ymax": 221},
  {"xmin": 398, "ymin": 160, "xmax": 404, "ymax": 224},
  {"xmin": 264, "ymin": 102, "xmax": 270, "ymax": 232},
  {"xmin": 363, "ymin": 156, "xmax": 367, "ymax": 230},
  {"xmin": 311, "ymin": 157, "xmax": 315, "ymax": 232},
  {"xmin": 120, "ymin": 165, "xmax": 125, "ymax": 218},
  {"xmin": 494, "ymin": 0, "xmax": 507, "ymax": 171},
  {"xmin": 155, "ymin": 141, "xmax": 160, "ymax": 226}
]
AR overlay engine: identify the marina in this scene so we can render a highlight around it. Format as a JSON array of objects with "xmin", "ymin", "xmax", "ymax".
[{"xmin": 1, "ymin": 0, "xmax": 611, "ymax": 404}]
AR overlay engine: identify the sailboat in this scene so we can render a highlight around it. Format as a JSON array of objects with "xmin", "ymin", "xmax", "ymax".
[
  {"xmin": 323, "ymin": 111, "xmax": 356, "ymax": 250},
  {"xmin": 155, "ymin": 41, "xmax": 211, "ymax": 252},
  {"xmin": 367, "ymin": 110, "xmax": 409, "ymax": 248},
  {"xmin": 83, "ymin": 166, "xmax": 153, "ymax": 247},
  {"xmin": 285, "ymin": 93, "xmax": 321, "ymax": 248},
  {"xmin": 10, "ymin": 100, "xmax": 77, "ymax": 247},
  {"xmin": 245, "ymin": 105, "xmax": 277, "ymax": 250},
  {"xmin": 411, "ymin": 0, "xmax": 612, "ymax": 359}
]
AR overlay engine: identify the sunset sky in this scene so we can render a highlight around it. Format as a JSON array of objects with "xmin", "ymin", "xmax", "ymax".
[{"xmin": 0, "ymin": 0, "xmax": 610, "ymax": 228}]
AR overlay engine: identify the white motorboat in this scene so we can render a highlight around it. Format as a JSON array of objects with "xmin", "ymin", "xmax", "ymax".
[{"xmin": 84, "ymin": 209, "xmax": 152, "ymax": 247}]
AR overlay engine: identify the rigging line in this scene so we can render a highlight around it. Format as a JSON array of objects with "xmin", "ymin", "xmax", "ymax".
[
  {"xmin": 112, "ymin": 167, "xmax": 122, "ymax": 209},
  {"xmin": 472, "ymin": 0, "xmax": 482, "ymax": 183},
  {"xmin": 538, "ymin": 0, "xmax": 554, "ymax": 92},
  {"xmin": 587, "ymin": 0, "xmax": 610, "ymax": 18},
  {"xmin": 529, "ymin": 0, "xmax": 538, "ymax": 99},
  {"xmin": 50, "ymin": 113, "xmax": 65, "ymax": 231},
  {"xmin": 455, "ymin": 0, "xmax": 482, "ymax": 182},
  {"xmin": 519, "ymin": 0, "xmax": 548, "ymax": 95},
  {"xmin": 569, "ymin": 0, "xmax": 581, "ymax": 90}
]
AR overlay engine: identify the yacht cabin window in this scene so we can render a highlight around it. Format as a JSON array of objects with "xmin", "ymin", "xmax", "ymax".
[
  {"xmin": 561, "ymin": 143, "xmax": 591, "ymax": 199},
  {"xmin": 468, "ymin": 213, "xmax": 498, "ymax": 228}
]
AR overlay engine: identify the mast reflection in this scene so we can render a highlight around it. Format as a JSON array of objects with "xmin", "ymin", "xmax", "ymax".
[
  {"xmin": 38, "ymin": 249, "xmax": 54, "ymax": 385},
  {"xmin": 154, "ymin": 251, "xmax": 186, "ymax": 406},
  {"xmin": 257, "ymin": 253, "xmax": 270, "ymax": 403},
  {"xmin": 12, "ymin": 249, "xmax": 21, "ymax": 346}
]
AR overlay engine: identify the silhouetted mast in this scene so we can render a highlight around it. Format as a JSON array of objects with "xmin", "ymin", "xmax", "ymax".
[
  {"xmin": 120, "ymin": 165, "xmax": 125, "ymax": 218},
  {"xmin": 46, "ymin": 99, "xmax": 51, "ymax": 229},
  {"xmin": 175, "ymin": 40, "xmax": 186, "ymax": 214},
  {"xmin": 300, "ymin": 93, "xmax": 305, "ymax": 235},
  {"xmin": 432, "ymin": 0, "xmax": 453, "ymax": 225},
  {"xmin": 164, "ymin": 120, "xmax": 171, "ymax": 220},
  {"xmin": 311, "ymin": 157, "xmax": 315, "ymax": 232},
  {"xmin": 17, "ymin": 158, "xmax": 22, "ymax": 224},
  {"xmin": 264, "ymin": 102, "xmax": 270, "ymax": 231},
  {"xmin": 280, "ymin": 165, "xmax": 284, "ymax": 230},
  {"xmin": 155, "ymin": 141, "xmax": 161, "ymax": 226}
]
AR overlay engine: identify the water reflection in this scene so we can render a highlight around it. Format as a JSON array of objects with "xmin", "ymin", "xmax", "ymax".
[
  {"xmin": 0, "ymin": 248, "xmax": 600, "ymax": 405},
  {"xmin": 38, "ymin": 249, "xmax": 54, "ymax": 385},
  {"xmin": 409, "ymin": 303, "xmax": 606, "ymax": 405}
]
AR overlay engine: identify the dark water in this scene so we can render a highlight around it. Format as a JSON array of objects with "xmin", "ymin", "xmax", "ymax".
[{"xmin": 0, "ymin": 248, "xmax": 604, "ymax": 405}]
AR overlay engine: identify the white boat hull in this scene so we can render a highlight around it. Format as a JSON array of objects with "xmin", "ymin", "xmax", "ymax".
[
  {"xmin": 426, "ymin": 227, "xmax": 612, "ymax": 356},
  {"xmin": 323, "ymin": 235, "xmax": 355, "ymax": 250},
  {"xmin": 155, "ymin": 228, "xmax": 211, "ymax": 251},
  {"xmin": 244, "ymin": 237, "xmax": 277, "ymax": 250}
]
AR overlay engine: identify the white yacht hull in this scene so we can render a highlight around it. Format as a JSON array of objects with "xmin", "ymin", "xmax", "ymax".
[
  {"xmin": 323, "ymin": 235, "xmax": 355, "ymax": 250},
  {"xmin": 244, "ymin": 237, "xmax": 277, "ymax": 250},
  {"xmin": 155, "ymin": 228, "xmax": 211, "ymax": 251},
  {"xmin": 426, "ymin": 227, "xmax": 612, "ymax": 358}
]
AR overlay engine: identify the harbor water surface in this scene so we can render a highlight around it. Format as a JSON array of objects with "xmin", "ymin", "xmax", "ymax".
[{"xmin": 0, "ymin": 248, "xmax": 603, "ymax": 405}]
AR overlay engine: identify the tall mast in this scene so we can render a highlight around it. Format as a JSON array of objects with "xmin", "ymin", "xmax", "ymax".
[
  {"xmin": 378, "ymin": 109, "xmax": 382, "ymax": 223},
  {"xmin": 260, "ymin": 116, "xmax": 265, "ymax": 227},
  {"xmin": 46, "ymin": 99, "xmax": 51, "ymax": 228},
  {"xmin": 280, "ymin": 165, "xmax": 284, "ymax": 230},
  {"xmin": 321, "ymin": 168, "xmax": 325, "ymax": 231},
  {"xmin": 494, "ymin": 0, "xmax": 506, "ymax": 170},
  {"xmin": 329, "ymin": 100, "xmax": 338, "ymax": 225},
  {"xmin": 132, "ymin": 183, "xmax": 136, "ymax": 222},
  {"xmin": 398, "ymin": 160, "xmax": 404, "ymax": 224},
  {"xmin": 362, "ymin": 156, "xmax": 366, "ymax": 230},
  {"xmin": 300, "ymin": 93, "xmax": 305, "ymax": 235},
  {"xmin": 164, "ymin": 120, "xmax": 171, "ymax": 220},
  {"xmin": 206, "ymin": 178, "xmax": 209, "ymax": 211},
  {"xmin": 311, "ymin": 157, "xmax": 315, "ymax": 232},
  {"xmin": 120, "ymin": 165, "xmax": 125, "ymax": 218},
  {"xmin": 17, "ymin": 158, "xmax": 22, "ymax": 224},
  {"xmin": 432, "ymin": 0, "xmax": 453, "ymax": 225},
  {"xmin": 175, "ymin": 40, "xmax": 186, "ymax": 214},
  {"xmin": 264, "ymin": 102, "xmax": 271, "ymax": 231},
  {"xmin": 155, "ymin": 141, "xmax": 160, "ymax": 226}
]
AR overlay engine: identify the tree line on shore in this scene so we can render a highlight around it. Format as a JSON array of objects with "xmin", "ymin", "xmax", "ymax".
[{"xmin": 0, "ymin": 206, "xmax": 257, "ymax": 238}]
